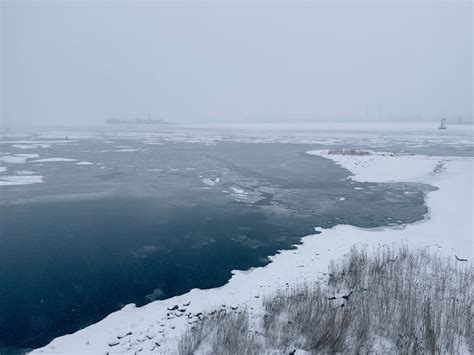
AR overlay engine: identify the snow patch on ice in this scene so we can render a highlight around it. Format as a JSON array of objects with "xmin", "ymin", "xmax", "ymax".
[
  {"xmin": 229, "ymin": 186, "xmax": 249, "ymax": 200},
  {"xmin": 230, "ymin": 186, "xmax": 245, "ymax": 194},
  {"xmin": 202, "ymin": 177, "xmax": 220, "ymax": 186}
]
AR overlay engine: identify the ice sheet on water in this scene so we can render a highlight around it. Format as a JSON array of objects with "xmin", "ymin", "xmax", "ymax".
[
  {"xmin": 0, "ymin": 154, "xmax": 40, "ymax": 164},
  {"xmin": 31, "ymin": 158, "xmax": 77, "ymax": 162},
  {"xmin": 0, "ymin": 175, "xmax": 43, "ymax": 186},
  {"xmin": 15, "ymin": 170, "xmax": 36, "ymax": 175},
  {"xmin": 12, "ymin": 144, "xmax": 51, "ymax": 149},
  {"xmin": 115, "ymin": 148, "xmax": 140, "ymax": 152}
]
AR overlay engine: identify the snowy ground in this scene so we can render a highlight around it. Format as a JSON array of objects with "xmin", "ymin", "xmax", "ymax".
[
  {"xmin": 306, "ymin": 150, "xmax": 442, "ymax": 183},
  {"xmin": 32, "ymin": 150, "xmax": 473, "ymax": 354}
]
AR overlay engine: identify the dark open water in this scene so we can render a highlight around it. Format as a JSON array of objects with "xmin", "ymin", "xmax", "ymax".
[{"xmin": 0, "ymin": 141, "xmax": 433, "ymax": 353}]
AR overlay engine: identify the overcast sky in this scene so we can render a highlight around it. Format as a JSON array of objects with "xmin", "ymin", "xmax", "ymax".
[{"xmin": 1, "ymin": 1, "xmax": 472, "ymax": 126}]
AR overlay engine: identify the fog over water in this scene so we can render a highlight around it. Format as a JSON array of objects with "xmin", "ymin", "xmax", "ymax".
[
  {"xmin": 1, "ymin": 1, "xmax": 472, "ymax": 126},
  {"xmin": 0, "ymin": 1, "xmax": 473, "ymax": 354}
]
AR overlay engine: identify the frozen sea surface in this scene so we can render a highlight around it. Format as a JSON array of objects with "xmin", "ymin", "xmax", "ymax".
[{"xmin": 0, "ymin": 123, "xmax": 471, "ymax": 352}]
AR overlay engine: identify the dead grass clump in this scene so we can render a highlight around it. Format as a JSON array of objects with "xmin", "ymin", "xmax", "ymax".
[
  {"xmin": 178, "ymin": 309, "xmax": 262, "ymax": 355},
  {"xmin": 178, "ymin": 245, "xmax": 473, "ymax": 354}
]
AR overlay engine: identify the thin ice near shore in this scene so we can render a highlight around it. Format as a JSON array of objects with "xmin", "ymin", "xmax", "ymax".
[{"xmin": 32, "ymin": 152, "xmax": 473, "ymax": 354}]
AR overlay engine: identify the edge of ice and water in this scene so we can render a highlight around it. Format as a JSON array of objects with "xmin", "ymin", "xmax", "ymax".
[{"xmin": 30, "ymin": 150, "xmax": 473, "ymax": 354}]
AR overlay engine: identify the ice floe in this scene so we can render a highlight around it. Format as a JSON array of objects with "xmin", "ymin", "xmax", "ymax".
[
  {"xmin": 202, "ymin": 177, "xmax": 220, "ymax": 186},
  {"xmin": 31, "ymin": 158, "xmax": 77, "ymax": 163},
  {"xmin": 230, "ymin": 186, "xmax": 245, "ymax": 194},
  {"xmin": 12, "ymin": 144, "xmax": 51, "ymax": 149},
  {"xmin": 0, "ymin": 175, "xmax": 43, "ymax": 186},
  {"xmin": 115, "ymin": 148, "xmax": 140, "ymax": 152},
  {"xmin": 229, "ymin": 186, "xmax": 249, "ymax": 200},
  {"xmin": 15, "ymin": 170, "xmax": 36, "ymax": 175},
  {"xmin": 0, "ymin": 154, "xmax": 40, "ymax": 164}
]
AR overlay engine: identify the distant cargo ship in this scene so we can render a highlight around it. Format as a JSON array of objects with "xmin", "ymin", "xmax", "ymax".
[{"xmin": 105, "ymin": 118, "xmax": 168, "ymax": 125}]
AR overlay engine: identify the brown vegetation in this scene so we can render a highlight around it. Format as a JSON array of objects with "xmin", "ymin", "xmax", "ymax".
[{"xmin": 179, "ymin": 245, "xmax": 473, "ymax": 354}]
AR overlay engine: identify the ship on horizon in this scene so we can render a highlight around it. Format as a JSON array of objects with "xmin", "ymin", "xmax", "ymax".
[{"xmin": 105, "ymin": 117, "xmax": 169, "ymax": 125}]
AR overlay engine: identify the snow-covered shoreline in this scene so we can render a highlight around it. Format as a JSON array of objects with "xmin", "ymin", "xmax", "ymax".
[{"xmin": 32, "ymin": 152, "xmax": 473, "ymax": 354}]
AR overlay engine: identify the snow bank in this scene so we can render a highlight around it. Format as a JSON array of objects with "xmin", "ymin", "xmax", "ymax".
[
  {"xmin": 307, "ymin": 150, "xmax": 440, "ymax": 183},
  {"xmin": 32, "ymin": 153, "xmax": 473, "ymax": 354}
]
